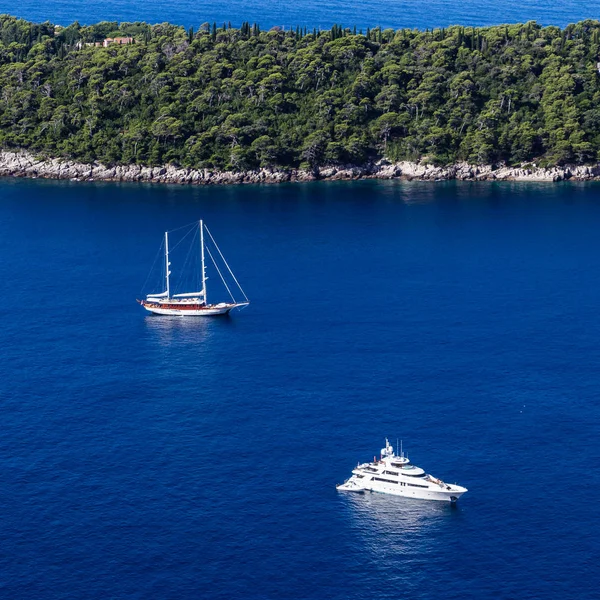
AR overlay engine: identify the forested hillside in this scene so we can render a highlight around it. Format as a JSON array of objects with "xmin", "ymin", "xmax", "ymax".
[{"xmin": 1, "ymin": 15, "xmax": 600, "ymax": 170}]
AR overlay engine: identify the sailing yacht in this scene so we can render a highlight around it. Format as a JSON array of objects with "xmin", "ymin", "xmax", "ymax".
[
  {"xmin": 138, "ymin": 220, "xmax": 249, "ymax": 316},
  {"xmin": 337, "ymin": 439, "xmax": 468, "ymax": 502}
]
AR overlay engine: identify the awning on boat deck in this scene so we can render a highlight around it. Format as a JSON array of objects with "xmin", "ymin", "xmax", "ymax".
[{"xmin": 172, "ymin": 291, "xmax": 205, "ymax": 298}]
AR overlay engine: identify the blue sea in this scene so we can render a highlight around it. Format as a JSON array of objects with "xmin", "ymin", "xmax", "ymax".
[
  {"xmin": 6, "ymin": 0, "xmax": 600, "ymax": 30},
  {"xmin": 1, "ymin": 178, "xmax": 600, "ymax": 599}
]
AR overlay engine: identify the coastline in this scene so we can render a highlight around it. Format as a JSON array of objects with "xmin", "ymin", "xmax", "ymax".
[{"xmin": 1, "ymin": 150, "xmax": 600, "ymax": 185}]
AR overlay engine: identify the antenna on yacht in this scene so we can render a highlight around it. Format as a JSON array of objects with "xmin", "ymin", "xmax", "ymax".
[{"xmin": 400, "ymin": 439, "xmax": 403, "ymax": 459}]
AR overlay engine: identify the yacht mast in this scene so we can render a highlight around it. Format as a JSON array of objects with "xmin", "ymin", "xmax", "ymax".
[
  {"xmin": 200, "ymin": 220, "xmax": 207, "ymax": 304},
  {"xmin": 165, "ymin": 231, "xmax": 171, "ymax": 298}
]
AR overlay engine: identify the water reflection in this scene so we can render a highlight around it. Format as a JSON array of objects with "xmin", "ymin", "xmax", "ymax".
[
  {"xmin": 142, "ymin": 313, "xmax": 237, "ymax": 347},
  {"xmin": 340, "ymin": 491, "xmax": 460, "ymax": 558}
]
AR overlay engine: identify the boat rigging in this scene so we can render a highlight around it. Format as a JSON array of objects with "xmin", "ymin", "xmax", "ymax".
[{"xmin": 138, "ymin": 220, "xmax": 249, "ymax": 316}]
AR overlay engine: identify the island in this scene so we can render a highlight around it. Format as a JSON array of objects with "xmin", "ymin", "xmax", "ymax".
[{"xmin": 1, "ymin": 15, "xmax": 600, "ymax": 183}]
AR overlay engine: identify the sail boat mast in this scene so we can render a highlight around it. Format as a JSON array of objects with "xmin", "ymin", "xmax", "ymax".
[
  {"xmin": 139, "ymin": 219, "xmax": 247, "ymax": 316},
  {"xmin": 200, "ymin": 220, "xmax": 207, "ymax": 305},
  {"xmin": 165, "ymin": 231, "xmax": 171, "ymax": 299}
]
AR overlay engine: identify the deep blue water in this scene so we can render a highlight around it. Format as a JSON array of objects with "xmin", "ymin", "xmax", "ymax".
[
  {"xmin": 1, "ymin": 178, "xmax": 600, "ymax": 599},
  {"xmin": 6, "ymin": 0, "xmax": 600, "ymax": 30}
]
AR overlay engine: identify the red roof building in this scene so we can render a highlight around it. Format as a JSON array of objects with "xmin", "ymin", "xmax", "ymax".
[{"xmin": 103, "ymin": 37, "xmax": 134, "ymax": 47}]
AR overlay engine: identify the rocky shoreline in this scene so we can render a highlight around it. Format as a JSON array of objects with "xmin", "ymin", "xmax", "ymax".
[{"xmin": 2, "ymin": 150, "xmax": 600, "ymax": 185}]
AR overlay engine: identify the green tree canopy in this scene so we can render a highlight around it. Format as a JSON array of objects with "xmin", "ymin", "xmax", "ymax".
[{"xmin": 1, "ymin": 15, "xmax": 600, "ymax": 169}]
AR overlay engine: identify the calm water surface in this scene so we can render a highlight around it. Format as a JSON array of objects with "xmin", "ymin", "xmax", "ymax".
[
  {"xmin": 7, "ymin": 0, "xmax": 600, "ymax": 29},
  {"xmin": 0, "ymin": 178, "xmax": 599, "ymax": 599}
]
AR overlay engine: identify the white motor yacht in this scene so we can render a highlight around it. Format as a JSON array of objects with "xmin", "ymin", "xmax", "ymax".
[{"xmin": 337, "ymin": 439, "xmax": 467, "ymax": 502}]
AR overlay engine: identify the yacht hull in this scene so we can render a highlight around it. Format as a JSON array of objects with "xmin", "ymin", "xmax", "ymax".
[
  {"xmin": 337, "ymin": 480, "xmax": 465, "ymax": 502},
  {"xmin": 365, "ymin": 483, "xmax": 465, "ymax": 502},
  {"xmin": 140, "ymin": 301, "xmax": 242, "ymax": 316}
]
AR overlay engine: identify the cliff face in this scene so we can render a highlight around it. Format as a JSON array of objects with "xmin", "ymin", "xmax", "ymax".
[{"xmin": 2, "ymin": 151, "xmax": 600, "ymax": 185}]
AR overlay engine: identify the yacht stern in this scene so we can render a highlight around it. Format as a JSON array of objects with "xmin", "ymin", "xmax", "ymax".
[{"xmin": 336, "ymin": 477, "xmax": 366, "ymax": 493}]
